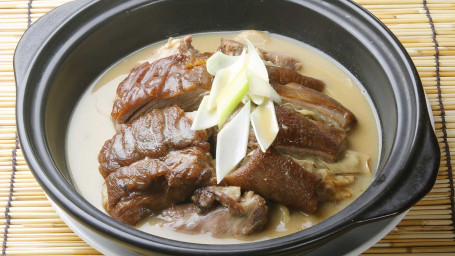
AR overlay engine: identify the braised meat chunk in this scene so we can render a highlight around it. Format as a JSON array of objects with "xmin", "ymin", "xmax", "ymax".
[
  {"xmin": 274, "ymin": 82, "xmax": 356, "ymax": 129},
  {"xmin": 225, "ymin": 149, "xmax": 322, "ymax": 214},
  {"xmin": 161, "ymin": 189, "xmax": 268, "ymax": 237},
  {"xmin": 98, "ymin": 105, "xmax": 209, "ymax": 177},
  {"xmin": 248, "ymin": 105, "xmax": 346, "ymax": 161},
  {"xmin": 104, "ymin": 147, "xmax": 215, "ymax": 225},
  {"xmin": 112, "ymin": 38, "xmax": 213, "ymax": 123},
  {"xmin": 273, "ymin": 105, "xmax": 346, "ymax": 161},
  {"xmin": 192, "ymin": 186, "xmax": 244, "ymax": 214},
  {"xmin": 219, "ymin": 38, "xmax": 302, "ymax": 71},
  {"xmin": 266, "ymin": 65, "xmax": 324, "ymax": 92}
]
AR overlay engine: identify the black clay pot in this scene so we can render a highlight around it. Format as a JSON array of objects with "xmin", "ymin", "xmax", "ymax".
[{"xmin": 15, "ymin": 0, "xmax": 440, "ymax": 255}]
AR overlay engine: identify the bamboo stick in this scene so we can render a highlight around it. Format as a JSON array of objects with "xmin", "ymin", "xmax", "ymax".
[
  {"xmin": 0, "ymin": 2, "xmax": 70, "ymax": 9},
  {"xmin": 376, "ymin": 241, "xmax": 455, "ymax": 248},
  {"xmin": 364, "ymin": 253, "xmax": 455, "ymax": 256},
  {"xmin": 398, "ymin": 219, "xmax": 453, "ymax": 226},
  {"xmin": 395, "ymin": 226, "xmax": 453, "ymax": 231},
  {"xmin": 0, "ymin": 200, "xmax": 51, "ymax": 207},
  {"xmin": 380, "ymin": 238, "xmax": 455, "ymax": 243},
  {"xmin": 2, "ymin": 206, "xmax": 56, "ymax": 213},
  {"xmin": 4, "ymin": 227, "xmax": 74, "ymax": 234},
  {"xmin": 366, "ymin": 246, "xmax": 455, "ymax": 253},
  {"xmin": 5, "ymin": 241, "xmax": 91, "ymax": 247},
  {"xmin": 6, "ymin": 233, "xmax": 82, "ymax": 238},
  {"xmin": 404, "ymin": 215, "xmax": 452, "ymax": 220},
  {"xmin": 6, "ymin": 236, "xmax": 83, "ymax": 242},
  {"xmin": 0, "ymin": 218, "xmax": 64, "ymax": 225},
  {"xmin": 4, "ymin": 211, "xmax": 61, "ymax": 218},
  {"xmin": 5, "ymin": 249, "xmax": 100, "ymax": 255},
  {"xmin": 411, "ymin": 205, "xmax": 451, "ymax": 211}
]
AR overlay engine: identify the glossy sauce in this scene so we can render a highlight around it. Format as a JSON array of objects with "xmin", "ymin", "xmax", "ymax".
[{"xmin": 66, "ymin": 31, "xmax": 380, "ymax": 244}]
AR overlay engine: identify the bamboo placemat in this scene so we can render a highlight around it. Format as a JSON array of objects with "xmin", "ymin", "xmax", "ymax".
[{"xmin": 0, "ymin": 0, "xmax": 454, "ymax": 255}]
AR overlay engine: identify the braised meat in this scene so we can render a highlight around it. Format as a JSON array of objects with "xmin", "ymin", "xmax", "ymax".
[
  {"xmin": 161, "ymin": 189, "xmax": 268, "ymax": 237},
  {"xmin": 274, "ymin": 82, "xmax": 356, "ymax": 129},
  {"xmin": 98, "ymin": 106, "xmax": 209, "ymax": 177},
  {"xmin": 104, "ymin": 146, "xmax": 215, "ymax": 225},
  {"xmin": 112, "ymin": 41, "xmax": 213, "ymax": 123},
  {"xmin": 248, "ymin": 105, "xmax": 346, "ymax": 161},
  {"xmin": 219, "ymin": 38, "xmax": 302, "ymax": 71},
  {"xmin": 192, "ymin": 186, "xmax": 244, "ymax": 214},
  {"xmin": 273, "ymin": 105, "xmax": 346, "ymax": 161},
  {"xmin": 225, "ymin": 149, "xmax": 322, "ymax": 213},
  {"xmin": 266, "ymin": 66, "xmax": 324, "ymax": 92}
]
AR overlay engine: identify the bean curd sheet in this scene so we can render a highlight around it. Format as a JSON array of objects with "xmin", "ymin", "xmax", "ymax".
[{"xmin": 66, "ymin": 31, "xmax": 380, "ymax": 244}]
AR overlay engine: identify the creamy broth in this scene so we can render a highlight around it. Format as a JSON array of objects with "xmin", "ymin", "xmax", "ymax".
[{"xmin": 66, "ymin": 31, "xmax": 380, "ymax": 244}]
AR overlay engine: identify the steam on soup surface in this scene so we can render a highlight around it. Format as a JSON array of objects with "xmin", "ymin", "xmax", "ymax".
[{"xmin": 66, "ymin": 31, "xmax": 380, "ymax": 244}]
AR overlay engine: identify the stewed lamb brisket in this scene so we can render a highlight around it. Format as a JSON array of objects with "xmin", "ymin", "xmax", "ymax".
[
  {"xmin": 225, "ymin": 148, "xmax": 322, "ymax": 214},
  {"xmin": 98, "ymin": 105, "xmax": 209, "ymax": 177},
  {"xmin": 248, "ymin": 105, "xmax": 346, "ymax": 161},
  {"xmin": 111, "ymin": 36, "xmax": 213, "ymax": 124},
  {"xmin": 160, "ymin": 187, "xmax": 268, "ymax": 237},
  {"xmin": 272, "ymin": 105, "xmax": 347, "ymax": 161},
  {"xmin": 104, "ymin": 146, "xmax": 215, "ymax": 225},
  {"xmin": 266, "ymin": 65, "xmax": 325, "ymax": 92},
  {"xmin": 274, "ymin": 82, "xmax": 356, "ymax": 129}
]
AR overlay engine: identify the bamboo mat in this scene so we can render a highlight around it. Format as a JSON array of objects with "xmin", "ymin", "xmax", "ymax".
[{"xmin": 0, "ymin": 0, "xmax": 454, "ymax": 255}]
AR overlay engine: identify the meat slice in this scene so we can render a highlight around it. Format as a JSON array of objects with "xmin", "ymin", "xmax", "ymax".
[
  {"xmin": 98, "ymin": 106, "xmax": 209, "ymax": 177},
  {"xmin": 219, "ymin": 38, "xmax": 302, "ymax": 71},
  {"xmin": 273, "ymin": 105, "xmax": 346, "ymax": 161},
  {"xmin": 266, "ymin": 65, "xmax": 324, "ymax": 92},
  {"xmin": 112, "ymin": 39, "xmax": 213, "ymax": 123},
  {"xmin": 104, "ymin": 146, "xmax": 215, "ymax": 225},
  {"xmin": 272, "ymin": 105, "xmax": 346, "ymax": 161},
  {"xmin": 248, "ymin": 105, "xmax": 346, "ymax": 161},
  {"xmin": 275, "ymin": 82, "xmax": 356, "ymax": 129},
  {"xmin": 160, "ymin": 190, "xmax": 268, "ymax": 237},
  {"xmin": 225, "ymin": 149, "xmax": 322, "ymax": 213}
]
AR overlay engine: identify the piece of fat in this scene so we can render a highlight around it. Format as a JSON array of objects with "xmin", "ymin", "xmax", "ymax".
[
  {"xmin": 324, "ymin": 150, "xmax": 371, "ymax": 175},
  {"xmin": 212, "ymin": 186, "xmax": 242, "ymax": 201},
  {"xmin": 216, "ymin": 101, "xmax": 251, "ymax": 183},
  {"xmin": 281, "ymin": 103, "xmax": 317, "ymax": 119},
  {"xmin": 145, "ymin": 37, "xmax": 184, "ymax": 64},
  {"xmin": 251, "ymin": 99, "xmax": 279, "ymax": 152}
]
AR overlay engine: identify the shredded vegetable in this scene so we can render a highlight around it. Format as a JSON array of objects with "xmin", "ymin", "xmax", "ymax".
[
  {"xmin": 251, "ymin": 99, "xmax": 279, "ymax": 152},
  {"xmin": 191, "ymin": 39, "xmax": 281, "ymax": 182},
  {"xmin": 216, "ymin": 101, "xmax": 251, "ymax": 183}
]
